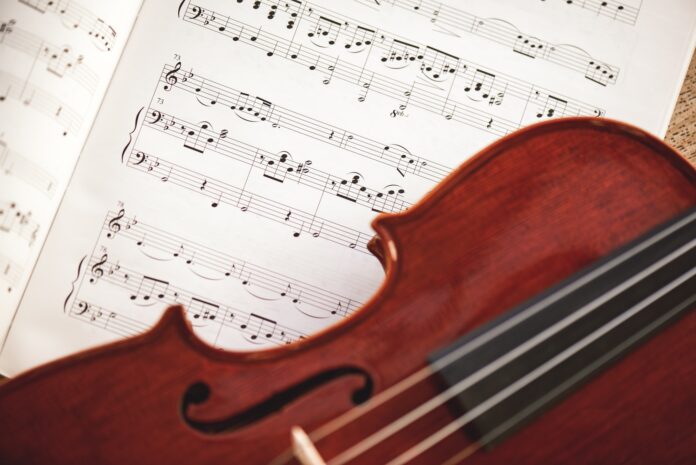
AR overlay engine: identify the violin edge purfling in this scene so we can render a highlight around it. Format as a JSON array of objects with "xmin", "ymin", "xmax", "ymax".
[{"xmin": 1, "ymin": 117, "xmax": 695, "ymax": 465}]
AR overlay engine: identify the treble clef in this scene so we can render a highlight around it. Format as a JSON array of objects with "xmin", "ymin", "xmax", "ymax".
[
  {"xmin": 89, "ymin": 254, "xmax": 108, "ymax": 284},
  {"xmin": 163, "ymin": 61, "xmax": 182, "ymax": 91},
  {"xmin": 106, "ymin": 209, "xmax": 125, "ymax": 238}
]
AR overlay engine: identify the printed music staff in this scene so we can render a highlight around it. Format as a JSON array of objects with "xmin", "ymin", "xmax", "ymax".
[
  {"xmin": 100, "ymin": 209, "xmax": 361, "ymax": 319},
  {"xmin": 69, "ymin": 252, "xmax": 309, "ymax": 347},
  {"xmin": 126, "ymin": 149, "xmax": 373, "ymax": 254},
  {"xmin": 0, "ymin": 20, "xmax": 99, "ymax": 94},
  {"xmin": 69, "ymin": 300, "xmax": 152, "ymax": 337},
  {"xmin": 0, "ymin": 140, "xmax": 56, "ymax": 196},
  {"xmin": 539, "ymin": 0, "xmax": 642, "ymax": 25},
  {"xmin": 0, "ymin": 201, "xmax": 39, "ymax": 246},
  {"xmin": 193, "ymin": 0, "xmax": 620, "ymax": 85},
  {"xmin": 178, "ymin": 3, "xmax": 606, "ymax": 136},
  {"xmin": 0, "ymin": 0, "xmax": 691, "ymax": 381},
  {"xmin": 378, "ymin": 0, "xmax": 623, "ymax": 79},
  {"xmin": 155, "ymin": 64, "xmax": 450, "ymax": 181},
  {"xmin": 0, "ymin": 253, "xmax": 22, "ymax": 293},
  {"xmin": 18, "ymin": 0, "xmax": 118, "ymax": 51},
  {"xmin": 0, "ymin": 70, "xmax": 82, "ymax": 136},
  {"xmin": 141, "ymin": 109, "xmax": 413, "ymax": 213}
]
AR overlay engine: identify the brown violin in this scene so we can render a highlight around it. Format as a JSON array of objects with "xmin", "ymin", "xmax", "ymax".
[{"xmin": 1, "ymin": 118, "xmax": 695, "ymax": 465}]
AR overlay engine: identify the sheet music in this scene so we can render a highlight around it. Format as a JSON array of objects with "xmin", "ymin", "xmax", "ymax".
[
  {"xmin": 0, "ymin": 0, "xmax": 142, "ymax": 343},
  {"xmin": 0, "ymin": 0, "xmax": 694, "ymax": 375}
]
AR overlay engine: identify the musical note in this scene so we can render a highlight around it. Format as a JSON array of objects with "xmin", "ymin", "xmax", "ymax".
[
  {"xmin": 369, "ymin": 185, "xmax": 407, "ymax": 214},
  {"xmin": 182, "ymin": 120, "xmax": 216, "ymax": 153},
  {"xmin": 261, "ymin": 151, "xmax": 292, "ymax": 182},
  {"xmin": 0, "ymin": 0, "xmax": 684, "ymax": 381},
  {"xmin": 70, "ymin": 255, "xmax": 308, "ymax": 346},
  {"xmin": 139, "ymin": 108, "xmax": 414, "ymax": 213},
  {"xmin": 241, "ymin": 313, "xmax": 277, "ymax": 341},
  {"xmin": 0, "ymin": 140, "xmax": 56, "ymax": 195},
  {"xmin": 129, "ymin": 275, "xmax": 170, "ymax": 303},
  {"xmin": 381, "ymin": 39, "xmax": 421, "ymax": 70},
  {"xmin": 307, "ymin": 16, "xmax": 342, "ymax": 48},
  {"xmin": 158, "ymin": 63, "xmax": 534, "ymax": 184},
  {"xmin": 345, "ymin": 25, "xmax": 375, "ymax": 52},
  {"xmin": 0, "ymin": 20, "xmax": 99, "ymax": 94},
  {"xmin": 126, "ymin": 149, "xmax": 373, "ymax": 254},
  {"xmin": 464, "ymin": 69, "xmax": 497, "ymax": 102},
  {"xmin": 365, "ymin": 0, "xmax": 622, "ymax": 81},
  {"xmin": 0, "ymin": 253, "xmax": 22, "ymax": 293},
  {"xmin": 211, "ymin": 0, "xmax": 620, "ymax": 85},
  {"xmin": 190, "ymin": 297, "xmax": 220, "ymax": 322},
  {"xmin": 69, "ymin": 300, "xmax": 149, "ymax": 337},
  {"xmin": 584, "ymin": 60, "xmax": 618, "ymax": 87},
  {"xmin": 512, "ymin": 33, "xmax": 546, "ymax": 59},
  {"xmin": 229, "ymin": 92, "xmax": 277, "ymax": 123},
  {"xmin": 536, "ymin": 95, "xmax": 568, "ymax": 119},
  {"xmin": 178, "ymin": 6, "xmax": 606, "ymax": 137},
  {"xmin": 0, "ymin": 71, "xmax": 82, "ymax": 136},
  {"xmin": 539, "ymin": 0, "xmax": 641, "ymax": 26},
  {"xmin": 0, "ymin": 201, "xmax": 39, "ymax": 246},
  {"xmin": 18, "ymin": 0, "xmax": 118, "ymax": 51},
  {"xmin": 99, "ymin": 209, "xmax": 363, "ymax": 318},
  {"xmin": 420, "ymin": 46, "xmax": 460, "ymax": 82},
  {"xmin": 332, "ymin": 299, "xmax": 353, "ymax": 317}
]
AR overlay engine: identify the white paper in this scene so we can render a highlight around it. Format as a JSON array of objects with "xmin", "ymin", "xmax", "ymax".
[
  {"xmin": 0, "ymin": 0, "xmax": 142, "ymax": 346},
  {"xmin": 1, "ymin": 0, "xmax": 694, "ymax": 376}
]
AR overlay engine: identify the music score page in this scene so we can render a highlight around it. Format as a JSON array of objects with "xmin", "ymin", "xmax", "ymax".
[
  {"xmin": 0, "ymin": 0, "xmax": 142, "ymax": 345},
  {"xmin": 1, "ymin": 0, "xmax": 695, "ymax": 375}
]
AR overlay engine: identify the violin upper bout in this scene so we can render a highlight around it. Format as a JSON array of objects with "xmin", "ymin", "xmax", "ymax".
[{"xmin": 362, "ymin": 117, "xmax": 696, "ymax": 339}]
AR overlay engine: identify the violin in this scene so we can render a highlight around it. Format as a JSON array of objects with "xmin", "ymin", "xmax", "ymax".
[{"xmin": 1, "ymin": 118, "xmax": 695, "ymax": 465}]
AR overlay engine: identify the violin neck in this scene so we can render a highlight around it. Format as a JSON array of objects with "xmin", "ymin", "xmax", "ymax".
[{"xmin": 432, "ymin": 206, "xmax": 696, "ymax": 448}]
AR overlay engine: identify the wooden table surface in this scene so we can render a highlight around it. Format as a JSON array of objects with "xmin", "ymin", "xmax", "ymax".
[{"xmin": 667, "ymin": 51, "xmax": 696, "ymax": 164}]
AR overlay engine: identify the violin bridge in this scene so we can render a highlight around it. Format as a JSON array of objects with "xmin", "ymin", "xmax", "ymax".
[{"xmin": 291, "ymin": 426, "xmax": 327, "ymax": 465}]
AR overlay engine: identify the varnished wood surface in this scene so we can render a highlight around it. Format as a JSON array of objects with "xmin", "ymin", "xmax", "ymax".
[{"xmin": 0, "ymin": 118, "xmax": 694, "ymax": 464}]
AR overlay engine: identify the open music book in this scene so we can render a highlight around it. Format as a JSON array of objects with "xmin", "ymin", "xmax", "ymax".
[{"xmin": 0, "ymin": 0, "xmax": 694, "ymax": 377}]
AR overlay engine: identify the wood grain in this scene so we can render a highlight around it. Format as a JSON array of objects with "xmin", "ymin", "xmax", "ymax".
[
  {"xmin": 667, "ymin": 51, "xmax": 696, "ymax": 164},
  {"xmin": 0, "ymin": 118, "xmax": 694, "ymax": 464}
]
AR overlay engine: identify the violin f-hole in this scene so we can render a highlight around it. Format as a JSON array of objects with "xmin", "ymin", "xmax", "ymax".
[{"xmin": 181, "ymin": 366, "xmax": 373, "ymax": 434}]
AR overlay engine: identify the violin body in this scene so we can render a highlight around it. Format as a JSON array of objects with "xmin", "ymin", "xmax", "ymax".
[{"xmin": 1, "ymin": 118, "xmax": 695, "ymax": 464}]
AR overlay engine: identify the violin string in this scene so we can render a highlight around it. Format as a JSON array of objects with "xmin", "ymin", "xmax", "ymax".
[
  {"xmin": 366, "ymin": 269, "xmax": 696, "ymax": 465},
  {"xmin": 437, "ymin": 286, "xmax": 696, "ymax": 465},
  {"xmin": 322, "ymin": 236, "xmax": 696, "ymax": 465},
  {"xmin": 307, "ymin": 211, "xmax": 696, "ymax": 445},
  {"xmin": 439, "ymin": 443, "xmax": 480, "ymax": 465}
]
